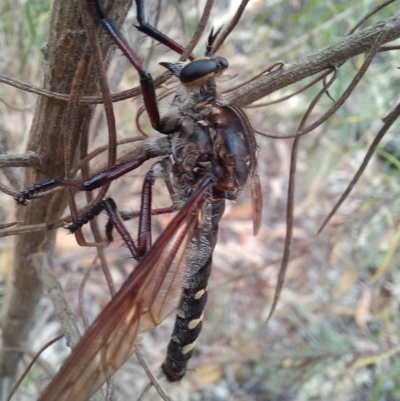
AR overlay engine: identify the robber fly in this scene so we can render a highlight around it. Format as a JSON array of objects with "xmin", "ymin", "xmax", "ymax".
[{"xmin": 13, "ymin": 0, "xmax": 262, "ymax": 399}]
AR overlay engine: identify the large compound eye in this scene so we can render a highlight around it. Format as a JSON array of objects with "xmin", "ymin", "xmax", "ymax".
[
  {"xmin": 215, "ymin": 57, "xmax": 228, "ymax": 70},
  {"xmin": 180, "ymin": 57, "xmax": 229, "ymax": 86}
]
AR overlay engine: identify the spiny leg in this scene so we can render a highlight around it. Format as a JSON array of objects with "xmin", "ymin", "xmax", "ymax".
[
  {"xmin": 92, "ymin": 0, "xmax": 197, "ymax": 131},
  {"xmin": 15, "ymin": 136, "xmax": 171, "ymax": 205},
  {"xmin": 15, "ymin": 155, "xmax": 148, "ymax": 205},
  {"xmin": 92, "ymin": 0, "xmax": 162, "ymax": 131},
  {"xmin": 92, "ymin": 0, "xmax": 159, "ymax": 129},
  {"xmin": 67, "ymin": 160, "xmax": 175, "ymax": 260},
  {"xmin": 134, "ymin": 0, "xmax": 195, "ymax": 60},
  {"xmin": 120, "ymin": 177, "xmax": 180, "ymax": 221}
]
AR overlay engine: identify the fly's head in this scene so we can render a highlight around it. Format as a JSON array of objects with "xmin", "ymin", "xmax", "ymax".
[
  {"xmin": 160, "ymin": 57, "xmax": 228, "ymax": 86},
  {"xmin": 160, "ymin": 56, "xmax": 228, "ymax": 103},
  {"xmin": 179, "ymin": 57, "xmax": 228, "ymax": 87}
]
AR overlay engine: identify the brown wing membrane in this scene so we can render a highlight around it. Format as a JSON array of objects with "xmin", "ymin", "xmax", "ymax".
[
  {"xmin": 38, "ymin": 179, "xmax": 213, "ymax": 401},
  {"xmin": 251, "ymin": 174, "xmax": 263, "ymax": 235}
]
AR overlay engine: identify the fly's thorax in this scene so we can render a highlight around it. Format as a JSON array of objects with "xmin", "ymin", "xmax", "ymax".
[
  {"xmin": 159, "ymin": 86, "xmax": 216, "ymax": 135},
  {"xmin": 167, "ymin": 103, "xmax": 257, "ymax": 204}
]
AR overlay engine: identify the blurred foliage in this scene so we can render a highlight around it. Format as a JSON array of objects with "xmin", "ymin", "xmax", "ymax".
[{"xmin": 0, "ymin": 0, "xmax": 50, "ymax": 75}]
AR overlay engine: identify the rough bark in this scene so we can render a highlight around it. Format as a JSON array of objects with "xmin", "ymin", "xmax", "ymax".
[{"xmin": 0, "ymin": 0, "xmax": 132, "ymax": 389}]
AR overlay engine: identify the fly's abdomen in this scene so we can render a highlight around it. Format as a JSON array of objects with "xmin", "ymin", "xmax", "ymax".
[{"xmin": 161, "ymin": 256, "xmax": 212, "ymax": 381}]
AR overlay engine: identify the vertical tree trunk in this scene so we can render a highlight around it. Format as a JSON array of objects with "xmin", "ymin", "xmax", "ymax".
[{"xmin": 0, "ymin": 0, "xmax": 132, "ymax": 391}]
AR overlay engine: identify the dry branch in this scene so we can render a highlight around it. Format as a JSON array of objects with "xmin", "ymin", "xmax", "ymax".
[
  {"xmin": 0, "ymin": 153, "xmax": 42, "ymax": 169},
  {"xmin": 225, "ymin": 13, "xmax": 400, "ymax": 106}
]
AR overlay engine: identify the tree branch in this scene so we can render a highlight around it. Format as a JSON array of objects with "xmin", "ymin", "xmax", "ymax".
[{"xmin": 225, "ymin": 13, "xmax": 400, "ymax": 106}]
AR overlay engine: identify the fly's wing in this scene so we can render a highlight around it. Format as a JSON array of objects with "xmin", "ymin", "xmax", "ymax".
[
  {"xmin": 251, "ymin": 173, "xmax": 263, "ymax": 235},
  {"xmin": 38, "ymin": 179, "xmax": 213, "ymax": 401}
]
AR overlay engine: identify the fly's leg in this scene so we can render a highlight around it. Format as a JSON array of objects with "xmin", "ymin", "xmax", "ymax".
[
  {"xmin": 93, "ymin": 0, "xmax": 159, "ymax": 129},
  {"xmin": 15, "ymin": 137, "xmax": 171, "ymax": 205},
  {"xmin": 15, "ymin": 155, "xmax": 149, "ymax": 205},
  {"xmin": 104, "ymin": 161, "xmax": 179, "ymax": 257},
  {"xmin": 67, "ymin": 160, "xmax": 174, "ymax": 260},
  {"xmin": 120, "ymin": 178, "xmax": 180, "ymax": 221},
  {"xmin": 92, "ymin": 0, "xmax": 195, "ymax": 132},
  {"xmin": 134, "ymin": 0, "xmax": 194, "ymax": 60},
  {"xmin": 92, "ymin": 0, "xmax": 159, "ymax": 131}
]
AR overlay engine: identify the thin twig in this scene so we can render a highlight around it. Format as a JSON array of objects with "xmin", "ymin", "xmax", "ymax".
[
  {"xmin": 144, "ymin": 0, "xmax": 162, "ymax": 68},
  {"xmin": 295, "ymin": 29, "xmax": 388, "ymax": 138},
  {"xmin": 265, "ymin": 69, "xmax": 338, "ymax": 324},
  {"xmin": 79, "ymin": 256, "xmax": 100, "ymax": 330},
  {"xmin": 0, "ymin": 152, "xmax": 42, "ymax": 169},
  {"xmin": 0, "ymin": 72, "xmax": 170, "ymax": 104},
  {"xmin": 6, "ymin": 335, "xmax": 63, "ymax": 401},
  {"xmin": 135, "ymin": 347, "xmax": 172, "ymax": 401},
  {"xmin": 180, "ymin": 0, "xmax": 214, "ymax": 60},
  {"xmin": 224, "ymin": 61, "xmax": 284, "ymax": 95},
  {"xmin": 31, "ymin": 253, "xmax": 81, "ymax": 347},
  {"xmin": 347, "ymin": 0, "xmax": 397, "ymax": 35},
  {"xmin": 212, "ymin": 0, "xmax": 250, "ymax": 54},
  {"xmin": 318, "ymin": 100, "xmax": 400, "ymax": 234},
  {"xmin": 246, "ymin": 69, "xmax": 330, "ymax": 109}
]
